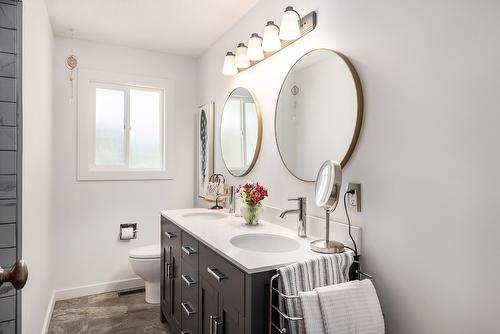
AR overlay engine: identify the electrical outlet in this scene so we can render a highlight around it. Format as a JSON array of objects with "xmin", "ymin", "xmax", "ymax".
[{"xmin": 347, "ymin": 183, "xmax": 361, "ymax": 212}]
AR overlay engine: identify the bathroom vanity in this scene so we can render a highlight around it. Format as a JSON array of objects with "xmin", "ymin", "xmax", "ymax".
[{"xmin": 160, "ymin": 208, "xmax": 333, "ymax": 334}]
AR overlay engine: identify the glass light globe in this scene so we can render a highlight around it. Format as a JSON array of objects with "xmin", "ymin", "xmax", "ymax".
[
  {"xmin": 279, "ymin": 6, "xmax": 301, "ymax": 41},
  {"xmin": 222, "ymin": 52, "xmax": 237, "ymax": 75},
  {"xmin": 247, "ymin": 33, "xmax": 264, "ymax": 61},
  {"xmin": 235, "ymin": 43, "xmax": 250, "ymax": 69},
  {"xmin": 262, "ymin": 21, "xmax": 281, "ymax": 52}
]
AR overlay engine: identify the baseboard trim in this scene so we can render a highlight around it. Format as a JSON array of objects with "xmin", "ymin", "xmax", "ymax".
[
  {"xmin": 53, "ymin": 277, "xmax": 144, "ymax": 302},
  {"xmin": 41, "ymin": 290, "xmax": 55, "ymax": 334}
]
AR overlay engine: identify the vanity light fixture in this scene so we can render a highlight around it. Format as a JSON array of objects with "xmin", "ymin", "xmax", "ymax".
[
  {"xmin": 247, "ymin": 33, "xmax": 264, "ymax": 61},
  {"xmin": 221, "ymin": 6, "xmax": 316, "ymax": 76},
  {"xmin": 235, "ymin": 43, "xmax": 251, "ymax": 69},
  {"xmin": 222, "ymin": 52, "xmax": 238, "ymax": 75},
  {"xmin": 279, "ymin": 6, "xmax": 301, "ymax": 40},
  {"xmin": 262, "ymin": 21, "xmax": 282, "ymax": 52}
]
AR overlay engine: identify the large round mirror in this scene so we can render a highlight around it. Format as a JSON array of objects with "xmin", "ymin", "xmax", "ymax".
[
  {"xmin": 275, "ymin": 49, "xmax": 363, "ymax": 182},
  {"xmin": 221, "ymin": 87, "xmax": 262, "ymax": 176}
]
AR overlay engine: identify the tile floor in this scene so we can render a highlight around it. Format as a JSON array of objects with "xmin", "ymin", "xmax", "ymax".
[{"xmin": 48, "ymin": 290, "xmax": 171, "ymax": 334}]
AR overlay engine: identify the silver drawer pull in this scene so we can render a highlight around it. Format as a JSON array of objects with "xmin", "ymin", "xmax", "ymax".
[
  {"xmin": 182, "ymin": 246, "xmax": 197, "ymax": 255},
  {"xmin": 207, "ymin": 267, "xmax": 226, "ymax": 281},
  {"xmin": 181, "ymin": 302, "xmax": 196, "ymax": 316},
  {"xmin": 182, "ymin": 274, "xmax": 196, "ymax": 286},
  {"xmin": 165, "ymin": 231, "xmax": 176, "ymax": 239}
]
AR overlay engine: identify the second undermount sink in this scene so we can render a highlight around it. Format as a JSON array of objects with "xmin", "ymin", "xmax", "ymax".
[
  {"xmin": 230, "ymin": 233, "xmax": 301, "ymax": 253},
  {"xmin": 182, "ymin": 212, "xmax": 227, "ymax": 220}
]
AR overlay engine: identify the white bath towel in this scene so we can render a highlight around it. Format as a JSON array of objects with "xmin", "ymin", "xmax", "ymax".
[
  {"xmin": 299, "ymin": 290, "xmax": 326, "ymax": 334},
  {"xmin": 278, "ymin": 252, "xmax": 354, "ymax": 334},
  {"xmin": 316, "ymin": 279, "xmax": 384, "ymax": 334}
]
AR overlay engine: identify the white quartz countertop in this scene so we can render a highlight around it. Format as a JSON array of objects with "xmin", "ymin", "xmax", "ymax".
[{"xmin": 161, "ymin": 208, "xmax": 344, "ymax": 274}]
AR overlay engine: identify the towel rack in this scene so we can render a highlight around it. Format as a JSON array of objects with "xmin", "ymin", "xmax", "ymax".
[
  {"xmin": 269, "ymin": 273, "xmax": 303, "ymax": 334},
  {"xmin": 269, "ymin": 259, "xmax": 372, "ymax": 334}
]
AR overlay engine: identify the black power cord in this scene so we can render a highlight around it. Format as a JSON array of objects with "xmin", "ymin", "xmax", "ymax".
[
  {"xmin": 344, "ymin": 189, "xmax": 361, "ymax": 280},
  {"xmin": 344, "ymin": 190, "xmax": 358, "ymax": 257}
]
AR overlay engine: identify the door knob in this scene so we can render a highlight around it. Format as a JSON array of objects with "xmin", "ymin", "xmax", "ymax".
[{"xmin": 0, "ymin": 260, "xmax": 28, "ymax": 290}]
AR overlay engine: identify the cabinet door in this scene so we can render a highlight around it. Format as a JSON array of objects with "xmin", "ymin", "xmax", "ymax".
[
  {"xmin": 171, "ymin": 249, "xmax": 182, "ymax": 331},
  {"xmin": 161, "ymin": 217, "xmax": 182, "ymax": 332},
  {"xmin": 161, "ymin": 244, "xmax": 172, "ymax": 318},
  {"xmin": 220, "ymin": 298, "xmax": 244, "ymax": 334},
  {"xmin": 200, "ymin": 277, "xmax": 219, "ymax": 334}
]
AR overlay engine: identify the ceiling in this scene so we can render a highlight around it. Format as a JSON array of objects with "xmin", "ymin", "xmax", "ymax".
[{"xmin": 46, "ymin": 0, "xmax": 259, "ymax": 57}]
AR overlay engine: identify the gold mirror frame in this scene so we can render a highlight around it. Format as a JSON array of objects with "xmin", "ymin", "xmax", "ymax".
[
  {"xmin": 274, "ymin": 49, "xmax": 364, "ymax": 182},
  {"xmin": 220, "ymin": 87, "xmax": 263, "ymax": 177}
]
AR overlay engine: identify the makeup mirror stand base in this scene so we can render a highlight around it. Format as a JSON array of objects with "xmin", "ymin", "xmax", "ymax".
[{"xmin": 310, "ymin": 210, "xmax": 345, "ymax": 254}]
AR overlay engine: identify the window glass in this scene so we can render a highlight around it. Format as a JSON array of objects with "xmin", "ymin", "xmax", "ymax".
[
  {"xmin": 129, "ymin": 89, "xmax": 162, "ymax": 169},
  {"xmin": 94, "ymin": 88, "xmax": 125, "ymax": 166}
]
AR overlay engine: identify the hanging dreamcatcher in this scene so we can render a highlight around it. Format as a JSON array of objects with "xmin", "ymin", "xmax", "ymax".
[{"xmin": 65, "ymin": 29, "xmax": 78, "ymax": 104}]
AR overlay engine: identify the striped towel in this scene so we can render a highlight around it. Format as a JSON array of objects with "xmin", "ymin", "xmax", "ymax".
[
  {"xmin": 278, "ymin": 252, "xmax": 354, "ymax": 334},
  {"xmin": 316, "ymin": 279, "xmax": 384, "ymax": 334}
]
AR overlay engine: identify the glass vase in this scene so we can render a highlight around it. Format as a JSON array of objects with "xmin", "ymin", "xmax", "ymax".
[{"xmin": 240, "ymin": 203, "xmax": 263, "ymax": 226}]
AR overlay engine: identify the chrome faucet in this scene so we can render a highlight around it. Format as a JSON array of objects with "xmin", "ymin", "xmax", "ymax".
[
  {"xmin": 280, "ymin": 197, "xmax": 307, "ymax": 237},
  {"xmin": 227, "ymin": 185, "xmax": 236, "ymax": 214}
]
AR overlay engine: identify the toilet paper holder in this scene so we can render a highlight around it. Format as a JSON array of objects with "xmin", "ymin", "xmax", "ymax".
[{"xmin": 120, "ymin": 223, "xmax": 137, "ymax": 240}]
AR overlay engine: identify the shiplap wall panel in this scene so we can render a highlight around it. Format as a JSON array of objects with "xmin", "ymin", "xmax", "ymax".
[
  {"xmin": 0, "ymin": 53, "xmax": 16, "ymax": 77},
  {"xmin": 0, "ymin": 247, "xmax": 16, "ymax": 268},
  {"xmin": 0, "ymin": 28, "xmax": 15, "ymax": 54},
  {"xmin": 0, "ymin": 2, "xmax": 18, "ymax": 331},
  {"xmin": 0, "ymin": 126, "xmax": 15, "ymax": 149},
  {"xmin": 0, "ymin": 151, "xmax": 15, "ymax": 174},
  {"xmin": 0, "ymin": 175, "xmax": 15, "ymax": 199},
  {"xmin": 0, "ymin": 296, "xmax": 15, "ymax": 322},
  {"xmin": 0, "ymin": 199, "xmax": 15, "ymax": 223},
  {"xmin": 0, "ymin": 3, "xmax": 16, "ymax": 29},
  {"xmin": 0, "ymin": 320, "xmax": 15, "ymax": 334},
  {"xmin": 0, "ymin": 224, "xmax": 15, "ymax": 248},
  {"xmin": 0, "ymin": 78, "xmax": 15, "ymax": 101},
  {"xmin": 0, "ymin": 102, "xmax": 16, "ymax": 126}
]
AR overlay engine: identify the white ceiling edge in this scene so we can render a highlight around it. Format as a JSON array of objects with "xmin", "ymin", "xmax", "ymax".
[{"xmin": 46, "ymin": 0, "xmax": 260, "ymax": 57}]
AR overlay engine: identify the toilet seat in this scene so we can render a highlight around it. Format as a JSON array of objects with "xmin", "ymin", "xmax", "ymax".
[{"xmin": 129, "ymin": 244, "xmax": 160, "ymax": 259}]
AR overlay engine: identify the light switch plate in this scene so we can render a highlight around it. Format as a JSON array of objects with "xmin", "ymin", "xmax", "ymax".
[{"xmin": 347, "ymin": 183, "xmax": 361, "ymax": 212}]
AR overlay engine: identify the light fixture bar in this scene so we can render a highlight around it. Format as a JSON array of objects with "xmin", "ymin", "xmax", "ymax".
[{"xmin": 238, "ymin": 11, "xmax": 317, "ymax": 73}]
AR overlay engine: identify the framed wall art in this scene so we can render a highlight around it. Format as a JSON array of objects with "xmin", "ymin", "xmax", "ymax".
[{"xmin": 197, "ymin": 102, "xmax": 215, "ymax": 198}]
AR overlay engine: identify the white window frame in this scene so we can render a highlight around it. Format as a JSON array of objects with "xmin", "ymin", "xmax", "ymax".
[{"xmin": 77, "ymin": 69, "xmax": 175, "ymax": 181}]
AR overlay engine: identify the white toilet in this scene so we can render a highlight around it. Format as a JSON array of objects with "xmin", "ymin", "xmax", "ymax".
[{"xmin": 128, "ymin": 244, "xmax": 161, "ymax": 304}]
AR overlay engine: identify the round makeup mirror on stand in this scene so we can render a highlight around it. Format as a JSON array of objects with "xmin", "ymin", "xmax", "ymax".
[{"xmin": 310, "ymin": 160, "xmax": 345, "ymax": 253}]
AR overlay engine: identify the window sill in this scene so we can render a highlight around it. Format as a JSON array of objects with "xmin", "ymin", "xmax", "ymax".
[{"xmin": 77, "ymin": 169, "xmax": 174, "ymax": 181}]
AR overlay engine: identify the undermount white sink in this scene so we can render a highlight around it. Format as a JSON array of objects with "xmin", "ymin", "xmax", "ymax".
[
  {"xmin": 182, "ymin": 212, "xmax": 227, "ymax": 220},
  {"xmin": 230, "ymin": 233, "xmax": 301, "ymax": 253}
]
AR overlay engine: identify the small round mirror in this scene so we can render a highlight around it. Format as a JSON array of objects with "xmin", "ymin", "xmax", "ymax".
[
  {"xmin": 311, "ymin": 160, "xmax": 345, "ymax": 254},
  {"xmin": 221, "ymin": 87, "xmax": 262, "ymax": 176},
  {"xmin": 314, "ymin": 160, "xmax": 342, "ymax": 211}
]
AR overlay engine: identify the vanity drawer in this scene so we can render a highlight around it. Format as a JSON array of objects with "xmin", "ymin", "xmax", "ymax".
[
  {"xmin": 161, "ymin": 217, "xmax": 181, "ymax": 250},
  {"xmin": 181, "ymin": 231, "xmax": 199, "ymax": 268},
  {"xmin": 181, "ymin": 301, "xmax": 198, "ymax": 334},
  {"xmin": 181, "ymin": 264, "xmax": 198, "ymax": 301},
  {"xmin": 199, "ymin": 243, "xmax": 245, "ymax": 313}
]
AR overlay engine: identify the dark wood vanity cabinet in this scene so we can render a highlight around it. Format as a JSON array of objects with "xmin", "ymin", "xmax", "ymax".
[
  {"xmin": 161, "ymin": 219, "xmax": 182, "ymax": 332},
  {"xmin": 161, "ymin": 216, "xmax": 273, "ymax": 334}
]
